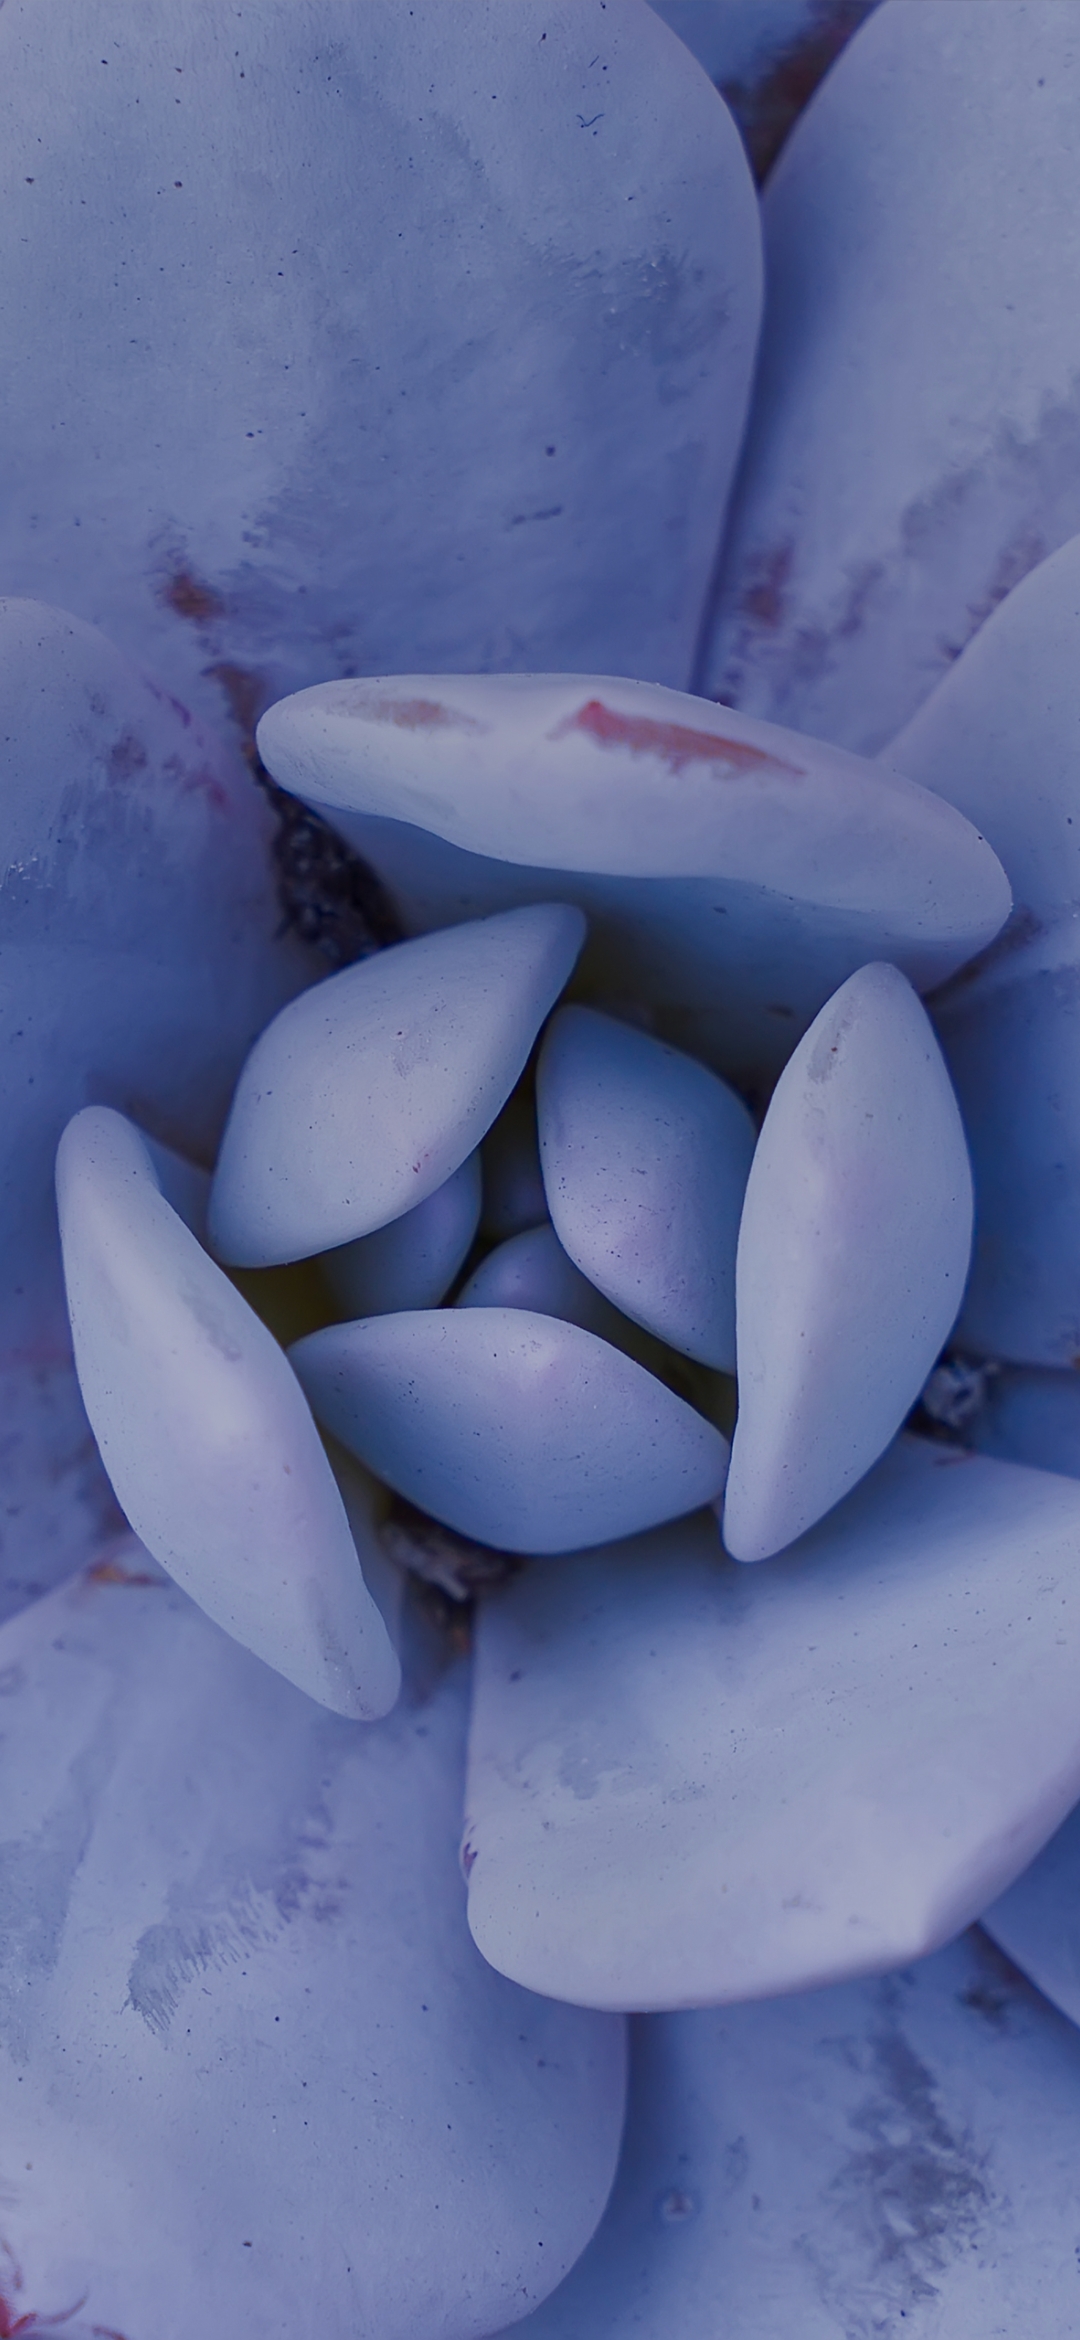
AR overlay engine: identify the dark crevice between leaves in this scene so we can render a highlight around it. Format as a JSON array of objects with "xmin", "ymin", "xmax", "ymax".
[
  {"xmin": 208, "ymin": 656, "xmax": 403, "ymax": 969},
  {"xmin": 376, "ymin": 1502, "xmax": 525, "ymax": 1701},
  {"xmin": 721, "ymin": 0, "xmax": 884, "ymax": 185},
  {"xmin": 907, "ymin": 1353, "xmax": 1000, "ymax": 1449},
  {"xmin": 256, "ymin": 761, "xmax": 403, "ymax": 968}
]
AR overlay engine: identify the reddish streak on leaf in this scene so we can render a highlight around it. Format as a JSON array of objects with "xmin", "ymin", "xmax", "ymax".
[
  {"xmin": 553, "ymin": 699, "xmax": 803, "ymax": 781},
  {"xmin": 158, "ymin": 566, "xmax": 226, "ymax": 625},
  {"xmin": 366, "ymin": 696, "xmax": 483, "ymax": 734},
  {"xmin": 0, "ymin": 2240, "xmax": 95, "ymax": 2339}
]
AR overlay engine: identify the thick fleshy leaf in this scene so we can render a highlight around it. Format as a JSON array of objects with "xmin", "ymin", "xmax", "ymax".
[
  {"xmin": 291, "ymin": 1309, "xmax": 729, "ymax": 1554},
  {"xmin": 537, "ymin": 1006, "xmax": 755, "ymax": 1370},
  {"xmin": 0, "ymin": 600, "xmax": 309, "ymax": 1627},
  {"xmin": 884, "ymin": 537, "xmax": 1080, "ymax": 1365},
  {"xmin": 57, "ymin": 1107, "xmax": 399, "ymax": 1720},
  {"xmin": 931, "ymin": 957, "xmax": 1080, "ymax": 1366},
  {"xmin": 257, "ymin": 670, "xmax": 1010, "ymax": 1081},
  {"xmin": 491, "ymin": 1932, "xmax": 1080, "ymax": 2340},
  {"xmin": 983, "ymin": 1805, "xmax": 1080, "ymax": 2032},
  {"xmin": 209, "ymin": 905, "xmax": 584, "ymax": 1267},
  {"xmin": 323, "ymin": 1152, "xmax": 481, "ymax": 1319},
  {"xmin": 700, "ymin": 1, "xmax": 1080, "ymax": 751},
  {"xmin": 0, "ymin": 0, "xmax": 760, "ymax": 732},
  {"xmin": 888, "ymin": 536, "xmax": 1080, "ymax": 935},
  {"xmin": 464, "ymin": 1438, "xmax": 1080, "ymax": 2010},
  {"xmin": 0, "ymin": 1560, "xmax": 626, "ymax": 2340},
  {"xmin": 724, "ymin": 965, "xmax": 972, "ymax": 1561},
  {"xmin": 457, "ymin": 1223, "xmax": 714, "ymax": 1404}
]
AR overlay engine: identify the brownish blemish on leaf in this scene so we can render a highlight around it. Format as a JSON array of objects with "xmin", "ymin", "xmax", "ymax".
[
  {"xmin": 105, "ymin": 731, "xmax": 149, "ymax": 784},
  {"xmin": 939, "ymin": 528, "xmax": 1049, "ymax": 667},
  {"xmin": 206, "ymin": 660, "xmax": 269, "ymax": 746},
  {"xmin": 737, "ymin": 539, "xmax": 795, "ymax": 631},
  {"xmin": 158, "ymin": 566, "xmax": 226, "ymax": 625},
  {"xmin": 364, "ymin": 695, "xmax": 484, "ymax": 734},
  {"xmin": 86, "ymin": 1556, "xmax": 163, "ymax": 1589},
  {"xmin": 552, "ymin": 697, "xmax": 803, "ymax": 780}
]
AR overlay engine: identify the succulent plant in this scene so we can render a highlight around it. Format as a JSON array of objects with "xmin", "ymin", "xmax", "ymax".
[{"xmin": 5, "ymin": 4, "xmax": 1080, "ymax": 2336}]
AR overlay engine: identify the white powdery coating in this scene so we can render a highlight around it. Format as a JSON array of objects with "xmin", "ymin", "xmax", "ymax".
[
  {"xmin": 290, "ymin": 1308, "xmax": 729, "ymax": 1555},
  {"xmin": 537, "ymin": 1005, "xmax": 756, "ymax": 1370},
  {"xmin": 0, "ymin": 598, "xmax": 308, "ymax": 1625},
  {"xmin": 886, "ymin": 532, "xmax": 1080, "ymax": 1367},
  {"xmin": 257, "ymin": 669, "xmax": 1011, "ymax": 1081},
  {"xmin": 0, "ymin": 0, "xmax": 761, "ymax": 724},
  {"xmin": 464, "ymin": 1438, "xmax": 1080, "ymax": 2011},
  {"xmin": 490, "ymin": 1932, "xmax": 1080, "ymax": 2340},
  {"xmin": 57, "ymin": 1106, "xmax": 399, "ymax": 1720},
  {"xmin": 701, "ymin": 0, "xmax": 1080, "ymax": 749},
  {"xmin": 724, "ymin": 962, "xmax": 972, "ymax": 1562},
  {"xmin": 323, "ymin": 1151, "xmax": 482, "ymax": 1319},
  {"xmin": 0, "ymin": 1565, "xmax": 626, "ymax": 2340},
  {"xmin": 209, "ymin": 904, "xmax": 585, "ymax": 1267}
]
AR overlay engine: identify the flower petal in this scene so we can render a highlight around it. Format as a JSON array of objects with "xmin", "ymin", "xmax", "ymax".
[
  {"xmin": 291, "ymin": 1309, "xmax": 729, "ymax": 1555},
  {"xmin": 257, "ymin": 671, "xmax": 1010, "ymax": 1081},
  {"xmin": 0, "ymin": 600, "xmax": 308, "ymax": 1625},
  {"xmin": 700, "ymin": 1, "xmax": 1080, "ymax": 750},
  {"xmin": 209, "ymin": 905, "xmax": 584, "ymax": 1267},
  {"xmin": 724, "ymin": 965, "xmax": 972, "ymax": 1561},
  {"xmin": 536, "ymin": 1006, "xmax": 755, "ymax": 1371},
  {"xmin": 323, "ymin": 1151, "xmax": 481, "ymax": 1318},
  {"xmin": 0, "ymin": 1563, "xmax": 626, "ymax": 2338},
  {"xmin": 487, "ymin": 1931, "xmax": 1080, "ymax": 2340},
  {"xmin": 464, "ymin": 1438, "xmax": 1080, "ymax": 2010},
  {"xmin": 0, "ymin": 0, "xmax": 760, "ymax": 727},
  {"xmin": 57, "ymin": 1106, "xmax": 399, "ymax": 1720}
]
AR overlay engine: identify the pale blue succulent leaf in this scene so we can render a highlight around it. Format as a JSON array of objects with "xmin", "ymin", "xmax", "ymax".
[
  {"xmin": 701, "ymin": 0, "xmax": 1080, "ymax": 751},
  {"xmin": 57, "ymin": 1105, "xmax": 400, "ymax": 1720},
  {"xmin": 291, "ymin": 1307, "xmax": 729, "ymax": 1555},
  {"xmin": 725, "ymin": 964, "xmax": 973, "ymax": 1561},
  {"xmin": 465, "ymin": 1438, "xmax": 1080, "ymax": 2008},
  {"xmin": 208, "ymin": 904, "xmax": 585, "ymax": 1267},
  {"xmin": 489, "ymin": 1929, "xmax": 1080, "ymax": 2339},
  {"xmin": 0, "ymin": 1563, "xmax": 626, "ymax": 2338}
]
